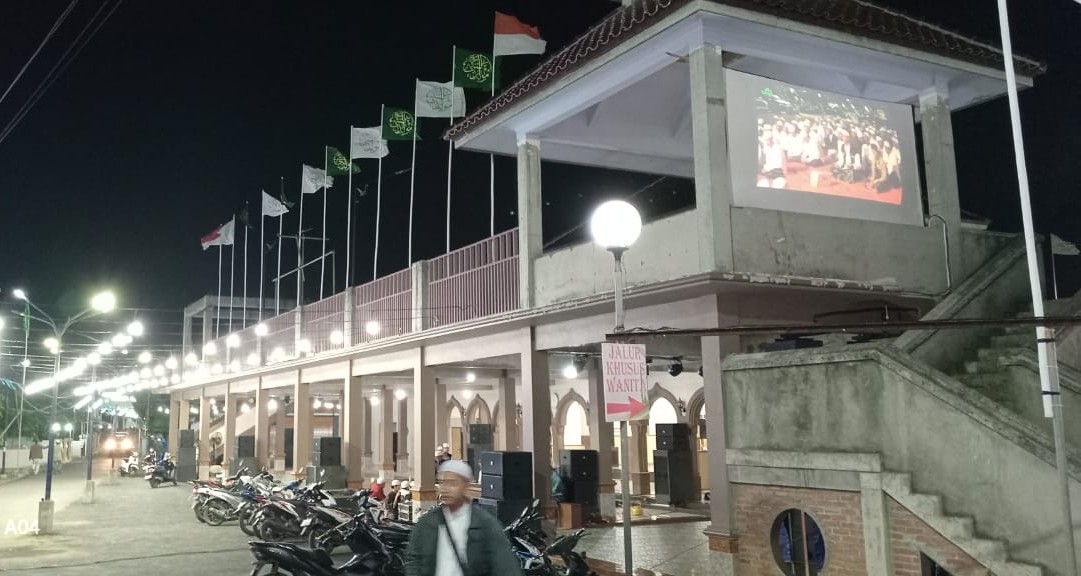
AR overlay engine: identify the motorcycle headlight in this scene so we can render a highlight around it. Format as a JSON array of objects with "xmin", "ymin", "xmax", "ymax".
[{"xmin": 120, "ymin": 438, "xmax": 134, "ymax": 451}]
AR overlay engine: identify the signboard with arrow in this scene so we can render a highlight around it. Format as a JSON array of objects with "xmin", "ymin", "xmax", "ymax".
[{"xmin": 602, "ymin": 343, "xmax": 649, "ymax": 422}]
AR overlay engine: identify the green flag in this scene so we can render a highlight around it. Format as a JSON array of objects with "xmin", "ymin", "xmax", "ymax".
[
  {"xmin": 326, "ymin": 146, "xmax": 359, "ymax": 176},
  {"xmin": 454, "ymin": 48, "xmax": 500, "ymax": 90},
  {"xmin": 382, "ymin": 108, "xmax": 418, "ymax": 140}
]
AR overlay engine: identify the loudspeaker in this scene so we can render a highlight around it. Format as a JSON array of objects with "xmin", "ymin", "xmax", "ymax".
[
  {"xmin": 567, "ymin": 479, "xmax": 598, "ymax": 509},
  {"xmin": 479, "ymin": 451, "xmax": 532, "ymax": 478},
  {"xmin": 481, "ymin": 473, "xmax": 533, "ymax": 501},
  {"xmin": 313, "ymin": 437, "xmax": 342, "ymax": 467},
  {"xmin": 235, "ymin": 436, "xmax": 255, "ymax": 458},
  {"xmin": 655, "ymin": 423, "xmax": 689, "ymax": 438},
  {"xmin": 175, "ymin": 465, "xmax": 197, "ymax": 483},
  {"xmin": 175, "ymin": 447, "xmax": 197, "ymax": 467},
  {"xmin": 467, "ymin": 445, "xmax": 492, "ymax": 478},
  {"xmin": 179, "ymin": 429, "xmax": 196, "ymax": 448},
  {"xmin": 559, "ymin": 450, "xmax": 598, "ymax": 482},
  {"xmin": 476, "ymin": 498, "xmax": 535, "ymax": 527},
  {"xmin": 284, "ymin": 428, "xmax": 294, "ymax": 469},
  {"xmin": 654, "ymin": 449, "xmax": 694, "ymax": 507},
  {"xmin": 656, "ymin": 434, "xmax": 691, "ymax": 452},
  {"xmin": 469, "ymin": 424, "xmax": 492, "ymax": 444}
]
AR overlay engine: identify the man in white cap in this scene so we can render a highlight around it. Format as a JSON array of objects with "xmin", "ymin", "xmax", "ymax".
[{"xmin": 405, "ymin": 460, "xmax": 521, "ymax": 576}]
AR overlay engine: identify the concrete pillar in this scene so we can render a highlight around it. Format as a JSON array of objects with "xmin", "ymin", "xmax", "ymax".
[
  {"xmin": 254, "ymin": 380, "xmax": 268, "ymax": 467},
  {"xmin": 628, "ymin": 421, "xmax": 650, "ymax": 496},
  {"xmin": 435, "ymin": 380, "xmax": 448, "ymax": 450},
  {"xmin": 363, "ymin": 399, "xmax": 373, "ymax": 459},
  {"xmin": 273, "ymin": 398, "xmax": 287, "ymax": 470},
  {"xmin": 182, "ymin": 314, "xmax": 193, "ymax": 359},
  {"xmin": 412, "ymin": 348, "xmax": 438, "ymax": 508},
  {"xmin": 292, "ymin": 375, "xmax": 311, "ymax": 477},
  {"xmin": 223, "ymin": 391, "xmax": 236, "ymax": 470},
  {"xmin": 519, "ymin": 333, "xmax": 552, "ymax": 506},
  {"xmin": 702, "ymin": 334, "xmax": 740, "ymax": 564},
  {"xmin": 689, "ymin": 44, "xmax": 735, "ymax": 273},
  {"xmin": 516, "ymin": 136, "xmax": 542, "ymax": 310},
  {"xmin": 586, "ymin": 359, "xmax": 616, "ymax": 520},
  {"xmin": 397, "ymin": 398, "xmax": 410, "ymax": 473},
  {"xmin": 198, "ymin": 394, "xmax": 212, "ymax": 477},
  {"xmin": 168, "ymin": 392, "xmax": 181, "ymax": 456},
  {"xmin": 920, "ymin": 89, "xmax": 963, "ymax": 290},
  {"xmin": 343, "ymin": 287, "xmax": 354, "ymax": 348},
  {"xmin": 380, "ymin": 386, "xmax": 395, "ymax": 478},
  {"xmin": 411, "ymin": 262, "xmax": 429, "ymax": 331},
  {"xmin": 496, "ymin": 373, "xmax": 518, "ymax": 451},
  {"xmin": 202, "ymin": 310, "xmax": 214, "ymax": 353},
  {"xmin": 343, "ymin": 365, "xmax": 366, "ymax": 488},
  {"xmin": 860, "ymin": 473, "xmax": 894, "ymax": 575}
]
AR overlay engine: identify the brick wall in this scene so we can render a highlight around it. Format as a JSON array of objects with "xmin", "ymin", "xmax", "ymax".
[
  {"xmin": 888, "ymin": 498, "xmax": 990, "ymax": 576},
  {"xmin": 734, "ymin": 484, "xmax": 867, "ymax": 575}
]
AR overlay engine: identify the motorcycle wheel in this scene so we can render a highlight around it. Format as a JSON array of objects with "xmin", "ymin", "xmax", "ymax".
[
  {"xmin": 258, "ymin": 520, "xmax": 287, "ymax": 542},
  {"xmin": 238, "ymin": 509, "xmax": 258, "ymax": 536},
  {"xmin": 194, "ymin": 503, "xmax": 209, "ymax": 524},
  {"xmin": 307, "ymin": 523, "xmax": 343, "ymax": 553},
  {"xmin": 149, "ymin": 478, "xmax": 161, "ymax": 489},
  {"xmin": 203, "ymin": 500, "xmax": 230, "ymax": 526}
]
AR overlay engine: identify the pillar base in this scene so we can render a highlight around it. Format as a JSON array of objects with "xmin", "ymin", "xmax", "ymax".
[
  {"xmin": 598, "ymin": 481, "xmax": 617, "ymax": 522},
  {"xmin": 37, "ymin": 500, "xmax": 55, "ymax": 535},
  {"xmin": 396, "ymin": 458, "xmax": 410, "ymax": 477},
  {"xmin": 82, "ymin": 480, "xmax": 96, "ymax": 504},
  {"xmin": 705, "ymin": 531, "xmax": 740, "ymax": 575}
]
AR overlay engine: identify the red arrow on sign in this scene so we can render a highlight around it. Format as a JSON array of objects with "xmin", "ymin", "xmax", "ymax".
[{"xmin": 606, "ymin": 396, "xmax": 647, "ymax": 418}]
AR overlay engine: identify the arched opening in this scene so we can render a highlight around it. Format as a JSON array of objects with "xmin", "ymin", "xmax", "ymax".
[
  {"xmin": 646, "ymin": 397, "xmax": 679, "ymax": 478},
  {"xmin": 563, "ymin": 401, "xmax": 588, "ymax": 449},
  {"xmin": 447, "ymin": 399, "xmax": 466, "ymax": 461}
]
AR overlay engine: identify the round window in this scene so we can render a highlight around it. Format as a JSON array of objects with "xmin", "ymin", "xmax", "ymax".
[{"xmin": 770, "ymin": 509, "xmax": 826, "ymax": 576}]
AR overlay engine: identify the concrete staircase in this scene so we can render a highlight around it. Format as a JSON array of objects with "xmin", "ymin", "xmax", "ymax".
[{"xmin": 882, "ymin": 472, "xmax": 1044, "ymax": 576}]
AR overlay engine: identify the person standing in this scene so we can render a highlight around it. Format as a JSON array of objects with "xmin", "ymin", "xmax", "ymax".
[
  {"xmin": 29, "ymin": 440, "xmax": 43, "ymax": 475},
  {"xmin": 405, "ymin": 460, "xmax": 522, "ymax": 576}
]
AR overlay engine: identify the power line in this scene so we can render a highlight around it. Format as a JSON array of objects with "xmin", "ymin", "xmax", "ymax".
[{"xmin": 0, "ymin": 0, "xmax": 80, "ymax": 109}]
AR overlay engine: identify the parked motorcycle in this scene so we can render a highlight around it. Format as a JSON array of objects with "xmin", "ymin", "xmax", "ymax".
[
  {"xmin": 145, "ymin": 454, "xmax": 177, "ymax": 488},
  {"xmin": 117, "ymin": 452, "xmax": 142, "ymax": 476}
]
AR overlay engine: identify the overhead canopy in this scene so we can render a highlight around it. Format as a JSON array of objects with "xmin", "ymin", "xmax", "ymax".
[{"xmin": 448, "ymin": 0, "xmax": 1044, "ymax": 176}]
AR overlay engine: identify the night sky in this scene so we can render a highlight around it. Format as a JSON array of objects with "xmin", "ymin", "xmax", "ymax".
[{"xmin": 1, "ymin": 0, "xmax": 1079, "ymax": 319}]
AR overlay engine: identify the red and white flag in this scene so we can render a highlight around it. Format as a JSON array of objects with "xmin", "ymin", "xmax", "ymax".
[
  {"xmin": 493, "ymin": 11, "xmax": 546, "ymax": 56},
  {"xmin": 200, "ymin": 219, "xmax": 235, "ymax": 251}
]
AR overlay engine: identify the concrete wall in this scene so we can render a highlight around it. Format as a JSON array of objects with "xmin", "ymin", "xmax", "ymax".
[
  {"xmin": 533, "ymin": 210, "xmax": 701, "ymax": 307},
  {"xmin": 722, "ymin": 344, "xmax": 1081, "ymax": 575},
  {"xmin": 995, "ymin": 354, "xmax": 1081, "ymax": 448}
]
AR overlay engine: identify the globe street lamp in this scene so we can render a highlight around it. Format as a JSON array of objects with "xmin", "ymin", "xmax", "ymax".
[
  {"xmin": 590, "ymin": 200, "xmax": 641, "ymax": 576},
  {"xmin": 18, "ymin": 290, "xmax": 116, "ymax": 533}
]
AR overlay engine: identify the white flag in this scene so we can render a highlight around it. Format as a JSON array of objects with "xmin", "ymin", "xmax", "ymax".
[
  {"xmin": 1052, "ymin": 234, "xmax": 1080, "ymax": 256},
  {"xmin": 415, "ymin": 80, "xmax": 466, "ymax": 119},
  {"xmin": 301, "ymin": 164, "xmax": 333, "ymax": 195},
  {"xmin": 262, "ymin": 190, "xmax": 289, "ymax": 218},
  {"xmin": 350, "ymin": 126, "xmax": 389, "ymax": 159}
]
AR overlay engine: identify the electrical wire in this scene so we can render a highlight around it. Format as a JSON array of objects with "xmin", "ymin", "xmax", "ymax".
[
  {"xmin": 0, "ymin": 0, "xmax": 80, "ymax": 109},
  {"xmin": 0, "ymin": 0, "xmax": 125, "ymax": 148}
]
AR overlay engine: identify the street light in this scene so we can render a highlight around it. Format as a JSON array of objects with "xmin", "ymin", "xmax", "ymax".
[
  {"xmin": 164, "ymin": 357, "xmax": 178, "ymax": 371},
  {"xmin": 254, "ymin": 323, "xmax": 269, "ymax": 337},
  {"xmin": 127, "ymin": 321, "xmax": 144, "ymax": 337},
  {"xmin": 91, "ymin": 292, "xmax": 116, "ymax": 313},
  {"xmin": 365, "ymin": 320, "xmax": 381, "ymax": 337},
  {"xmin": 590, "ymin": 199, "xmax": 641, "ymax": 576},
  {"xmin": 138, "ymin": 351, "xmax": 153, "ymax": 364}
]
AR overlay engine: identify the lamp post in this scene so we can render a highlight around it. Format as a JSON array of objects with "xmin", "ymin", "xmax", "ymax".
[
  {"xmin": 590, "ymin": 200, "xmax": 642, "ymax": 576},
  {"xmin": 16, "ymin": 290, "xmax": 115, "ymax": 533}
]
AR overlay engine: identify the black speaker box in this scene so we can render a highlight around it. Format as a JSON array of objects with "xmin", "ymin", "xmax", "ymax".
[
  {"xmin": 469, "ymin": 424, "xmax": 493, "ymax": 444},
  {"xmin": 653, "ymin": 449, "xmax": 694, "ymax": 507},
  {"xmin": 656, "ymin": 434, "xmax": 691, "ymax": 452},
  {"xmin": 476, "ymin": 498, "xmax": 535, "ymax": 527},
  {"xmin": 178, "ymin": 429, "xmax": 196, "ymax": 449},
  {"xmin": 559, "ymin": 450, "xmax": 598, "ymax": 482},
  {"xmin": 655, "ymin": 423, "xmax": 690, "ymax": 438},
  {"xmin": 284, "ymin": 428, "xmax": 294, "ymax": 469},
  {"xmin": 481, "ymin": 473, "xmax": 533, "ymax": 500},
  {"xmin": 479, "ymin": 451, "xmax": 532, "ymax": 478},
  {"xmin": 175, "ymin": 447, "xmax": 197, "ymax": 467},
  {"xmin": 467, "ymin": 445, "xmax": 492, "ymax": 478},
  {"xmin": 313, "ymin": 436, "xmax": 341, "ymax": 455},
  {"xmin": 235, "ymin": 436, "xmax": 255, "ymax": 458},
  {"xmin": 567, "ymin": 478, "xmax": 598, "ymax": 508}
]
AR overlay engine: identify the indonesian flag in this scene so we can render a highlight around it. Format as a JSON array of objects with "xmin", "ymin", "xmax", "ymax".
[
  {"xmin": 493, "ymin": 12, "xmax": 546, "ymax": 56},
  {"xmin": 200, "ymin": 219, "xmax": 235, "ymax": 251}
]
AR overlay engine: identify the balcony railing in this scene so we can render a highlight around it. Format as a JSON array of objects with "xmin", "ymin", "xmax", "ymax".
[{"xmin": 195, "ymin": 229, "xmax": 520, "ymax": 372}]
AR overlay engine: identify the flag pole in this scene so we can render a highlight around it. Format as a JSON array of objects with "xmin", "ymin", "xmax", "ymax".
[
  {"xmin": 259, "ymin": 193, "xmax": 266, "ymax": 323},
  {"xmin": 276, "ymin": 177, "xmax": 284, "ymax": 316},
  {"xmin": 996, "ymin": 1, "xmax": 1077, "ymax": 572},
  {"xmin": 229, "ymin": 215, "xmax": 236, "ymax": 335},
  {"xmin": 408, "ymin": 80, "xmax": 419, "ymax": 265},
  {"xmin": 297, "ymin": 165, "xmax": 306, "ymax": 353},
  {"xmin": 345, "ymin": 126, "xmax": 355, "ymax": 346},
  {"xmin": 216, "ymin": 243, "xmax": 223, "ymax": 339},
  {"xmin": 243, "ymin": 202, "xmax": 249, "ymax": 328},
  {"xmin": 321, "ymin": 147, "xmax": 329, "ymax": 299},
  {"xmin": 447, "ymin": 46, "xmax": 456, "ymax": 253},
  {"xmin": 490, "ymin": 50, "xmax": 496, "ymax": 237},
  {"xmin": 374, "ymin": 105, "xmax": 385, "ymax": 280}
]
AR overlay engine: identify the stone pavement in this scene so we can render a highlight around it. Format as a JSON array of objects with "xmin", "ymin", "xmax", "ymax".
[{"xmin": 0, "ymin": 468, "xmax": 713, "ymax": 576}]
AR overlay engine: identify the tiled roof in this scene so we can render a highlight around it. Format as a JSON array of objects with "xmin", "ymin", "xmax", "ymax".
[{"xmin": 447, "ymin": 0, "xmax": 1045, "ymax": 141}]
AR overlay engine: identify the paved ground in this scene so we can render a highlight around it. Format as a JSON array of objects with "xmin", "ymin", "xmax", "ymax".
[{"xmin": 0, "ymin": 462, "xmax": 712, "ymax": 575}]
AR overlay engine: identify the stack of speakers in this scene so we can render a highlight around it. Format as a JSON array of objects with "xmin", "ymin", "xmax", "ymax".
[
  {"xmin": 559, "ymin": 449, "xmax": 599, "ymax": 519},
  {"xmin": 478, "ymin": 451, "xmax": 533, "ymax": 526},
  {"xmin": 309, "ymin": 437, "xmax": 347, "ymax": 489},
  {"xmin": 176, "ymin": 429, "xmax": 197, "ymax": 482},
  {"xmin": 466, "ymin": 424, "xmax": 492, "ymax": 477},
  {"xmin": 233, "ymin": 435, "xmax": 259, "ymax": 475},
  {"xmin": 654, "ymin": 423, "xmax": 694, "ymax": 507}
]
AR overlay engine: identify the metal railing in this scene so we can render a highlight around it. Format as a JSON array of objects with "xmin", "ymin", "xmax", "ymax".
[
  {"xmin": 428, "ymin": 229, "xmax": 519, "ymax": 327},
  {"xmin": 352, "ymin": 269, "xmax": 413, "ymax": 344}
]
